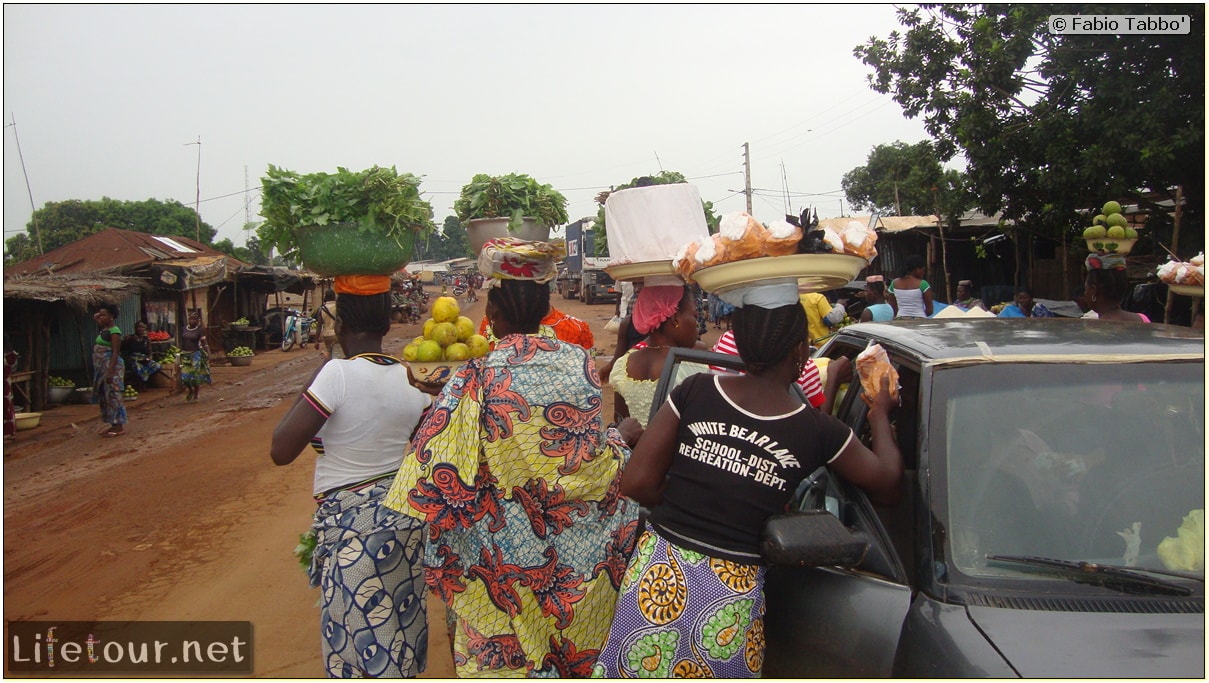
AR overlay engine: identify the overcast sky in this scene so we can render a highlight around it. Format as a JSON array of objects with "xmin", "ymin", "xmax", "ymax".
[{"xmin": 3, "ymin": 4, "xmax": 935, "ymax": 248}]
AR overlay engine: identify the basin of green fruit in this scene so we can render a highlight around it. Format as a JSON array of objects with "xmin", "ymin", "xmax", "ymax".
[
  {"xmin": 48, "ymin": 376, "xmax": 75, "ymax": 403},
  {"xmin": 1083, "ymin": 201, "xmax": 1139, "ymax": 255},
  {"xmin": 228, "ymin": 346, "xmax": 254, "ymax": 366},
  {"xmin": 123, "ymin": 386, "xmax": 139, "ymax": 401},
  {"xmin": 400, "ymin": 296, "xmax": 489, "ymax": 386}
]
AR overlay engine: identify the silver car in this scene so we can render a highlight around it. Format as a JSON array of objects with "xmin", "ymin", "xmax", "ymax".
[{"xmin": 652, "ymin": 319, "xmax": 1204, "ymax": 677}]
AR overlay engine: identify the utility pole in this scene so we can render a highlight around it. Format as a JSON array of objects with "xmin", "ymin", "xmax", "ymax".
[
  {"xmin": 244, "ymin": 165, "xmax": 252, "ymax": 230},
  {"xmin": 185, "ymin": 136, "xmax": 201, "ymax": 242},
  {"xmin": 743, "ymin": 142, "xmax": 752, "ymax": 214},
  {"xmin": 9, "ymin": 113, "xmax": 44, "ymax": 254},
  {"xmin": 894, "ymin": 181, "xmax": 903, "ymax": 216}
]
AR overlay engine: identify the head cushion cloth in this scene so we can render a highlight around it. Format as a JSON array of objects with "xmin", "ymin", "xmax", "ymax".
[
  {"xmin": 717, "ymin": 282, "xmax": 800, "ymax": 310},
  {"xmin": 334, "ymin": 274, "xmax": 391, "ymax": 295},
  {"xmin": 477, "ymin": 237, "xmax": 565, "ymax": 287},
  {"xmin": 632, "ymin": 285, "xmax": 685, "ymax": 335}
]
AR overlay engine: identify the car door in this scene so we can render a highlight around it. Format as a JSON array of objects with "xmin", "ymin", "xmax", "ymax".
[
  {"xmin": 651, "ymin": 345, "xmax": 915, "ymax": 677},
  {"xmin": 761, "ymin": 358, "xmax": 915, "ymax": 676}
]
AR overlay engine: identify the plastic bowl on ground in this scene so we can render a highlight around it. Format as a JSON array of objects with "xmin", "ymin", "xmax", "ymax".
[{"xmin": 14, "ymin": 412, "xmax": 41, "ymax": 430}]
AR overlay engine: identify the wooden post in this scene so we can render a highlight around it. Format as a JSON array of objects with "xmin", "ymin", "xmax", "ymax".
[{"xmin": 1163, "ymin": 185, "xmax": 1183, "ymax": 324}]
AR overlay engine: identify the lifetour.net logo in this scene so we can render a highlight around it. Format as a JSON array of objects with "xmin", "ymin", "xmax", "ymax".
[{"xmin": 7, "ymin": 621, "xmax": 252, "ymax": 673}]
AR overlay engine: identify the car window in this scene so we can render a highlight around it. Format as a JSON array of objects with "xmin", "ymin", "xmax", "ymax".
[
  {"xmin": 650, "ymin": 347, "xmax": 808, "ymax": 424},
  {"xmin": 817, "ymin": 339, "xmax": 919, "ymax": 583},
  {"xmin": 937, "ymin": 360, "xmax": 1205, "ymax": 583}
]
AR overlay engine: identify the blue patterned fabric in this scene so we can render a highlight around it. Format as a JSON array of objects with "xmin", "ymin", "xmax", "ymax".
[
  {"xmin": 91, "ymin": 344, "xmax": 127, "ymax": 426},
  {"xmin": 180, "ymin": 349, "xmax": 212, "ymax": 387},
  {"xmin": 309, "ymin": 479, "xmax": 428, "ymax": 678}
]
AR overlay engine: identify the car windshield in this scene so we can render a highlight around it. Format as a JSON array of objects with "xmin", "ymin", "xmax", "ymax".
[{"xmin": 937, "ymin": 360, "xmax": 1204, "ymax": 583}]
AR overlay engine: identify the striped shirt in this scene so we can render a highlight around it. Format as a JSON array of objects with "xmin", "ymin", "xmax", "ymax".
[{"xmin": 710, "ymin": 330, "xmax": 825, "ymax": 409}]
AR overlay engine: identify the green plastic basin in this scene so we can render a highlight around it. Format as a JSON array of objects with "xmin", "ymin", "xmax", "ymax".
[{"xmin": 296, "ymin": 222, "xmax": 416, "ymax": 276}]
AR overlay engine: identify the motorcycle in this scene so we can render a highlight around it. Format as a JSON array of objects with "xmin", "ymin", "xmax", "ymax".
[{"xmin": 281, "ymin": 309, "xmax": 317, "ymax": 351}]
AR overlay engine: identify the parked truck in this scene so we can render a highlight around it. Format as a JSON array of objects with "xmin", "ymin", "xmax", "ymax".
[{"xmin": 556, "ymin": 219, "xmax": 620, "ymax": 305}]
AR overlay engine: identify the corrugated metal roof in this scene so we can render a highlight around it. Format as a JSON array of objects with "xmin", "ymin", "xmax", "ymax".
[{"xmin": 6, "ymin": 228, "xmax": 238, "ymax": 276}]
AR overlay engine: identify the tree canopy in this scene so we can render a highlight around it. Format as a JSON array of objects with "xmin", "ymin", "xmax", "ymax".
[
  {"xmin": 855, "ymin": 4, "xmax": 1204, "ymax": 242},
  {"xmin": 842, "ymin": 140, "xmax": 944, "ymax": 215},
  {"xmin": 412, "ymin": 215, "xmax": 472, "ymax": 263},
  {"xmin": 5, "ymin": 197, "xmax": 217, "ymax": 264}
]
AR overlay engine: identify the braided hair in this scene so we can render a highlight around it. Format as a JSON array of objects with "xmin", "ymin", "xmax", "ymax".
[
  {"xmin": 1086, "ymin": 268, "xmax": 1129, "ymax": 304},
  {"xmin": 336, "ymin": 292, "xmax": 391, "ymax": 336},
  {"xmin": 488, "ymin": 280, "xmax": 549, "ymax": 333},
  {"xmin": 731, "ymin": 302, "xmax": 807, "ymax": 373}
]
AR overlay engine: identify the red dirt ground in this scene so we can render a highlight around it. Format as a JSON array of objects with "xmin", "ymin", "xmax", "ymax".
[{"xmin": 3, "ymin": 289, "xmax": 722, "ymax": 677}]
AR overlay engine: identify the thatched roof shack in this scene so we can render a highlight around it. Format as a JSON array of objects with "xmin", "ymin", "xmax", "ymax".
[
  {"xmin": 4, "ymin": 273, "xmax": 149, "ymax": 310},
  {"xmin": 5, "ymin": 274, "xmax": 152, "ymax": 411}
]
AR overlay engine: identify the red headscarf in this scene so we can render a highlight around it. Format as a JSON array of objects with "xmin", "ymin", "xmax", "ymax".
[{"xmin": 632, "ymin": 285, "xmax": 685, "ymax": 335}]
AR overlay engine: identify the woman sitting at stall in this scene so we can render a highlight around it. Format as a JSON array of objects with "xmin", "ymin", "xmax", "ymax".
[
  {"xmin": 122, "ymin": 321, "xmax": 162, "ymax": 391},
  {"xmin": 996, "ymin": 287, "xmax": 1055, "ymax": 318}
]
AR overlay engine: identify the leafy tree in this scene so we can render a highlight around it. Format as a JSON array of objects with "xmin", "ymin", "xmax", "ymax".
[
  {"xmin": 592, "ymin": 171, "xmax": 721, "ymax": 256},
  {"xmin": 5, "ymin": 197, "xmax": 218, "ymax": 260},
  {"xmin": 211, "ymin": 236, "xmax": 268, "ymax": 266},
  {"xmin": 842, "ymin": 140, "xmax": 957, "ymax": 216},
  {"xmin": 439, "ymin": 215, "xmax": 472, "ymax": 260},
  {"xmin": 3, "ymin": 233, "xmax": 38, "ymax": 265},
  {"xmin": 412, "ymin": 215, "xmax": 472, "ymax": 263},
  {"xmin": 855, "ymin": 4, "xmax": 1205, "ymax": 246}
]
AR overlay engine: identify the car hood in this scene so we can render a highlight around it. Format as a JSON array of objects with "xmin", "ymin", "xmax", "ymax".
[{"xmin": 967, "ymin": 604, "xmax": 1205, "ymax": 677}]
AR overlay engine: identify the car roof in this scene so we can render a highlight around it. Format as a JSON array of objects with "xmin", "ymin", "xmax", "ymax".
[{"xmin": 831, "ymin": 318, "xmax": 1205, "ymax": 363}]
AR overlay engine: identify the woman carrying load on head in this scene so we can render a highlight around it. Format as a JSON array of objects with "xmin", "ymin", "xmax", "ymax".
[
  {"xmin": 92, "ymin": 303, "xmax": 127, "ymax": 437},
  {"xmin": 384, "ymin": 237, "xmax": 642, "ymax": 678},
  {"xmin": 608, "ymin": 283, "xmax": 704, "ymax": 428},
  {"xmin": 1084, "ymin": 253, "xmax": 1150, "ymax": 322},
  {"xmin": 270, "ymin": 274, "xmax": 435, "ymax": 678},
  {"xmin": 593, "ymin": 282, "xmax": 904, "ymax": 678}
]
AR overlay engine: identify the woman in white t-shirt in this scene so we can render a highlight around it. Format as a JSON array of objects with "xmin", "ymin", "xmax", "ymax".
[
  {"xmin": 270, "ymin": 277, "xmax": 434, "ymax": 678},
  {"xmin": 887, "ymin": 254, "xmax": 933, "ymax": 319}
]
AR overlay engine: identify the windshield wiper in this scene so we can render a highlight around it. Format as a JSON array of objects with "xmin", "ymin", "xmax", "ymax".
[{"xmin": 985, "ymin": 555, "xmax": 1195, "ymax": 596}]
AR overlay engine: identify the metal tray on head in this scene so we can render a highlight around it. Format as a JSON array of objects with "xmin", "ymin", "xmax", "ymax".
[
  {"xmin": 1167, "ymin": 283, "xmax": 1205, "ymax": 298},
  {"xmin": 691, "ymin": 253, "xmax": 867, "ymax": 294},
  {"xmin": 604, "ymin": 260, "xmax": 678, "ymax": 282}
]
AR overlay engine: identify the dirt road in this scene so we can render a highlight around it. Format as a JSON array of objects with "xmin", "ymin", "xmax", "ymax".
[{"xmin": 3, "ymin": 287, "xmax": 724, "ymax": 677}]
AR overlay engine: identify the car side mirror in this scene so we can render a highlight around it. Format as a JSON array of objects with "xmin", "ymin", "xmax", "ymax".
[{"xmin": 761, "ymin": 510, "xmax": 870, "ymax": 567}]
